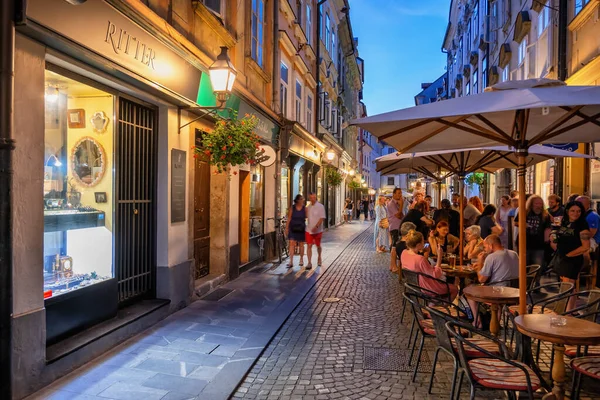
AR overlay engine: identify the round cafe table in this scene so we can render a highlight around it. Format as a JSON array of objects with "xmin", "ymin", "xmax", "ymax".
[
  {"xmin": 442, "ymin": 266, "xmax": 478, "ymax": 295},
  {"xmin": 463, "ymin": 285, "xmax": 520, "ymax": 337},
  {"xmin": 514, "ymin": 314, "xmax": 600, "ymax": 400}
]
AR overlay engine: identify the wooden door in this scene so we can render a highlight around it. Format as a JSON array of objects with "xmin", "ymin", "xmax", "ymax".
[{"xmin": 194, "ymin": 130, "xmax": 210, "ymax": 279}]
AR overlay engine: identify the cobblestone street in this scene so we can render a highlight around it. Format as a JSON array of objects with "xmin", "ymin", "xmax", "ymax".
[{"xmin": 233, "ymin": 226, "xmax": 600, "ymax": 400}]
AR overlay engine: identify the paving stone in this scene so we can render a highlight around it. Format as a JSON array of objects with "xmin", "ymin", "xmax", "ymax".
[
  {"xmin": 133, "ymin": 359, "xmax": 200, "ymax": 377},
  {"xmin": 140, "ymin": 373, "xmax": 208, "ymax": 395}
]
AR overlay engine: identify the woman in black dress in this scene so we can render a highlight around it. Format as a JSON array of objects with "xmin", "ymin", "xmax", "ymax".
[
  {"xmin": 550, "ymin": 200, "xmax": 591, "ymax": 311},
  {"xmin": 286, "ymin": 194, "xmax": 306, "ymax": 268}
]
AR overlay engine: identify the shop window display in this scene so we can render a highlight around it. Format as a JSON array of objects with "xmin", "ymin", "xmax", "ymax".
[
  {"xmin": 43, "ymin": 69, "xmax": 114, "ymax": 299},
  {"xmin": 250, "ymin": 165, "xmax": 264, "ymax": 239}
]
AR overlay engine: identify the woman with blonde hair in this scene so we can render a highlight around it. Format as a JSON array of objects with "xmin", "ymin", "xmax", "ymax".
[
  {"xmin": 401, "ymin": 229, "xmax": 458, "ymax": 300},
  {"xmin": 374, "ymin": 196, "xmax": 390, "ymax": 253}
]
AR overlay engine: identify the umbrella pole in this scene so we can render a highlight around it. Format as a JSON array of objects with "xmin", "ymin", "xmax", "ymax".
[
  {"xmin": 518, "ymin": 155, "xmax": 527, "ymax": 315},
  {"xmin": 459, "ymin": 177, "xmax": 464, "ymax": 263},
  {"xmin": 437, "ymin": 180, "xmax": 442, "ymax": 209}
]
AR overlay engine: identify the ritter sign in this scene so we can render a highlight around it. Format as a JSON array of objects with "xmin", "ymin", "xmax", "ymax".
[{"xmin": 26, "ymin": 0, "xmax": 202, "ymax": 104}]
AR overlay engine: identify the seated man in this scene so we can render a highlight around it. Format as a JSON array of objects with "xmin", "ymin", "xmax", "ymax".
[
  {"xmin": 469, "ymin": 234, "xmax": 519, "ymax": 326},
  {"xmin": 477, "ymin": 234, "xmax": 519, "ymax": 286}
]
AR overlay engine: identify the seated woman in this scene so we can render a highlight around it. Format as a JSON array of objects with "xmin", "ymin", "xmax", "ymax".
[
  {"xmin": 390, "ymin": 221, "xmax": 417, "ymax": 272},
  {"xmin": 464, "ymin": 225, "xmax": 485, "ymax": 261},
  {"xmin": 401, "ymin": 230, "xmax": 458, "ymax": 301},
  {"xmin": 429, "ymin": 221, "xmax": 459, "ymax": 258}
]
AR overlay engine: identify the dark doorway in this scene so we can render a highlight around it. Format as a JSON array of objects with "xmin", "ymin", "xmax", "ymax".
[
  {"xmin": 194, "ymin": 130, "xmax": 210, "ymax": 279},
  {"xmin": 115, "ymin": 97, "xmax": 157, "ymax": 304}
]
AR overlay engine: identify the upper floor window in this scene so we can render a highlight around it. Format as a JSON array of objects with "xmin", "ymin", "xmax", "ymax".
[
  {"xmin": 251, "ymin": 0, "xmax": 265, "ymax": 67},
  {"xmin": 203, "ymin": 0, "xmax": 224, "ymax": 17},
  {"xmin": 575, "ymin": 0, "xmax": 590, "ymax": 15},
  {"xmin": 296, "ymin": 0, "xmax": 302, "ymax": 26},
  {"xmin": 538, "ymin": 4, "xmax": 550, "ymax": 37},
  {"xmin": 518, "ymin": 37, "xmax": 527, "ymax": 65},
  {"xmin": 306, "ymin": 5, "xmax": 312, "ymax": 45},
  {"xmin": 306, "ymin": 94, "xmax": 313, "ymax": 133},
  {"xmin": 466, "ymin": 20, "xmax": 471, "ymax": 53},
  {"xmin": 295, "ymin": 80, "xmax": 303, "ymax": 124},
  {"xmin": 458, "ymin": 37, "xmax": 463, "ymax": 65},
  {"xmin": 325, "ymin": 13, "xmax": 331, "ymax": 52},
  {"xmin": 481, "ymin": 55, "xmax": 488, "ymax": 88},
  {"xmin": 473, "ymin": 2, "xmax": 479, "ymax": 41},
  {"xmin": 387, "ymin": 177, "xmax": 395, "ymax": 186},
  {"xmin": 465, "ymin": 81, "xmax": 471, "ymax": 96},
  {"xmin": 472, "ymin": 69, "xmax": 478, "ymax": 94},
  {"xmin": 280, "ymin": 62, "xmax": 289, "ymax": 116},
  {"xmin": 332, "ymin": 32, "xmax": 336, "ymax": 65},
  {"xmin": 502, "ymin": 66, "xmax": 509, "ymax": 82}
]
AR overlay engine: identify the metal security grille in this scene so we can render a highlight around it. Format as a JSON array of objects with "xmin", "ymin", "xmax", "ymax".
[{"xmin": 115, "ymin": 97, "xmax": 157, "ymax": 304}]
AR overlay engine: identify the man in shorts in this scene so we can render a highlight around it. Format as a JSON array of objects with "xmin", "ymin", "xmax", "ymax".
[{"xmin": 306, "ymin": 192, "xmax": 326, "ymax": 269}]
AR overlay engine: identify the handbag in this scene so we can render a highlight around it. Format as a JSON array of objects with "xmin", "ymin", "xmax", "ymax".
[
  {"xmin": 379, "ymin": 218, "xmax": 389, "ymax": 229},
  {"xmin": 290, "ymin": 222, "xmax": 305, "ymax": 233}
]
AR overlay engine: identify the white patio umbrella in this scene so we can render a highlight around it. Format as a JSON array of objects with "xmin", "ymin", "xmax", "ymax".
[
  {"xmin": 355, "ymin": 78, "xmax": 600, "ymax": 314},
  {"xmin": 375, "ymin": 144, "xmax": 595, "ymax": 264}
]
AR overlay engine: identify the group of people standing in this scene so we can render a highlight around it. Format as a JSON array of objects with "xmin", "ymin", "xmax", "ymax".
[
  {"xmin": 343, "ymin": 197, "xmax": 375, "ymax": 223},
  {"xmin": 285, "ymin": 192, "xmax": 326, "ymax": 269},
  {"xmin": 376, "ymin": 186, "xmax": 599, "ymax": 313}
]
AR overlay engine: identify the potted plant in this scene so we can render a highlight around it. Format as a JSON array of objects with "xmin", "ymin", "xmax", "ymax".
[
  {"xmin": 194, "ymin": 112, "xmax": 261, "ymax": 175},
  {"xmin": 348, "ymin": 180, "xmax": 361, "ymax": 190},
  {"xmin": 325, "ymin": 167, "xmax": 343, "ymax": 187}
]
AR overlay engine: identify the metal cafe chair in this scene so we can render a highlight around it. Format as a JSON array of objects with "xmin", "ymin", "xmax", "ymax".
[
  {"xmin": 425, "ymin": 305, "xmax": 500, "ymax": 400},
  {"xmin": 570, "ymin": 356, "xmax": 600, "ymax": 400},
  {"xmin": 446, "ymin": 320, "xmax": 541, "ymax": 400}
]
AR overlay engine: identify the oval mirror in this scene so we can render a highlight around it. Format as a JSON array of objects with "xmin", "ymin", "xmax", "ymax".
[{"xmin": 71, "ymin": 136, "xmax": 106, "ymax": 187}]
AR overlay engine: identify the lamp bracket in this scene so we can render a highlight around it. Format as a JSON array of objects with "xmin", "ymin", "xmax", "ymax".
[{"xmin": 178, "ymin": 104, "xmax": 235, "ymax": 133}]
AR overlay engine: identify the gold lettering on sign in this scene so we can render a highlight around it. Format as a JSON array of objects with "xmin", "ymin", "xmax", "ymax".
[{"xmin": 105, "ymin": 21, "xmax": 156, "ymax": 70}]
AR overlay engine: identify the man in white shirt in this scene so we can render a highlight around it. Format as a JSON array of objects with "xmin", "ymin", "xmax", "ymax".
[{"xmin": 306, "ymin": 192, "xmax": 326, "ymax": 269}]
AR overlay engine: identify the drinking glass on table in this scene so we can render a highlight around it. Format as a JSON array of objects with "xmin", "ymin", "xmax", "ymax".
[{"xmin": 448, "ymin": 254, "xmax": 456, "ymax": 269}]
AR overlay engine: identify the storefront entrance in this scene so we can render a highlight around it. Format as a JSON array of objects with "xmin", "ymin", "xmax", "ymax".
[
  {"xmin": 115, "ymin": 97, "xmax": 157, "ymax": 303},
  {"xmin": 194, "ymin": 130, "xmax": 211, "ymax": 279}
]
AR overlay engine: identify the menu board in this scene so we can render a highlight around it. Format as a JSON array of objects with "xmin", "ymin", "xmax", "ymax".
[{"xmin": 171, "ymin": 149, "xmax": 186, "ymax": 223}]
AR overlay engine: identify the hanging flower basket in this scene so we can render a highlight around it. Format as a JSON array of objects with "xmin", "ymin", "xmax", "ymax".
[
  {"xmin": 348, "ymin": 180, "xmax": 361, "ymax": 190},
  {"xmin": 325, "ymin": 167, "xmax": 343, "ymax": 187},
  {"xmin": 194, "ymin": 112, "xmax": 261, "ymax": 175}
]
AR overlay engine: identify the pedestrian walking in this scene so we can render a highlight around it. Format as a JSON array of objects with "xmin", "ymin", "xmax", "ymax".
[
  {"xmin": 550, "ymin": 200, "xmax": 591, "ymax": 311},
  {"xmin": 496, "ymin": 195, "xmax": 511, "ymax": 248},
  {"xmin": 375, "ymin": 196, "xmax": 390, "ymax": 253},
  {"xmin": 362, "ymin": 198, "xmax": 370, "ymax": 221},
  {"xmin": 286, "ymin": 194, "xmax": 306, "ymax": 268},
  {"xmin": 305, "ymin": 192, "xmax": 326, "ymax": 269},
  {"xmin": 386, "ymin": 188, "xmax": 405, "ymax": 247},
  {"xmin": 344, "ymin": 198, "xmax": 353, "ymax": 223},
  {"xmin": 369, "ymin": 200, "xmax": 375, "ymax": 220}
]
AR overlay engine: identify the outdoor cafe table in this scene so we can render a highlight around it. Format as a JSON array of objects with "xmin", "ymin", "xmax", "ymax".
[
  {"xmin": 441, "ymin": 265, "xmax": 478, "ymax": 295},
  {"xmin": 463, "ymin": 285, "xmax": 520, "ymax": 337},
  {"xmin": 514, "ymin": 314, "xmax": 600, "ymax": 400}
]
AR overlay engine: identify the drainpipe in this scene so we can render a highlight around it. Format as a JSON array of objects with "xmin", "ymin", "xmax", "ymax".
[
  {"xmin": 273, "ymin": 0, "xmax": 281, "ymax": 227},
  {"xmin": 0, "ymin": 0, "xmax": 15, "ymax": 398}
]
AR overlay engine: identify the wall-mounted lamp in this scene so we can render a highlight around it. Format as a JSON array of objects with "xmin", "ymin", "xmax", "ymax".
[
  {"xmin": 361, "ymin": 182, "xmax": 367, "ymax": 188},
  {"xmin": 325, "ymin": 149, "xmax": 335, "ymax": 161},
  {"xmin": 45, "ymin": 86, "xmax": 59, "ymax": 103},
  {"xmin": 349, "ymin": 169, "xmax": 356, "ymax": 176}
]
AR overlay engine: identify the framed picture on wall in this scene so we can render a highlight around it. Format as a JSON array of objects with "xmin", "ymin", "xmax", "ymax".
[
  {"xmin": 94, "ymin": 192, "xmax": 107, "ymax": 203},
  {"xmin": 67, "ymin": 109, "xmax": 85, "ymax": 129}
]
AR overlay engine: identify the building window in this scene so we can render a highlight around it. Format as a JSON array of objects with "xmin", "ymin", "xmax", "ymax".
[
  {"xmin": 280, "ymin": 62, "xmax": 289, "ymax": 116},
  {"xmin": 332, "ymin": 31, "xmax": 336, "ymax": 65},
  {"xmin": 538, "ymin": 4, "xmax": 550, "ymax": 37},
  {"xmin": 466, "ymin": 20, "xmax": 471, "ymax": 53},
  {"xmin": 203, "ymin": 0, "xmax": 224, "ymax": 17},
  {"xmin": 306, "ymin": 94, "xmax": 313, "ymax": 133},
  {"xmin": 458, "ymin": 37, "xmax": 463, "ymax": 65},
  {"xmin": 43, "ymin": 69, "xmax": 115, "ymax": 299},
  {"xmin": 575, "ymin": 0, "xmax": 589, "ymax": 15},
  {"xmin": 295, "ymin": 80, "xmax": 303, "ymax": 124},
  {"xmin": 251, "ymin": 0, "xmax": 265, "ymax": 67},
  {"xmin": 472, "ymin": 69, "xmax": 478, "ymax": 94},
  {"xmin": 296, "ymin": 0, "xmax": 302, "ymax": 26},
  {"xmin": 518, "ymin": 37, "xmax": 527, "ymax": 65},
  {"xmin": 387, "ymin": 147, "xmax": 395, "ymax": 154},
  {"xmin": 466, "ymin": 80, "xmax": 471, "ymax": 96},
  {"xmin": 482, "ymin": 55, "xmax": 488, "ymax": 88},
  {"xmin": 306, "ymin": 5, "xmax": 312, "ymax": 46},
  {"xmin": 387, "ymin": 177, "xmax": 395, "ymax": 186},
  {"xmin": 473, "ymin": 2, "xmax": 479, "ymax": 41},
  {"xmin": 325, "ymin": 13, "xmax": 331, "ymax": 52},
  {"xmin": 502, "ymin": 66, "xmax": 509, "ymax": 82}
]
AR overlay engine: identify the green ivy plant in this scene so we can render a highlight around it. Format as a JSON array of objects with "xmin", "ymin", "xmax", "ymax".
[
  {"xmin": 194, "ymin": 112, "xmax": 261, "ymax": 175},
  {"xmin": 325, "ymin": 167, "xmax": 343, "ymax": 187},
  {"xmin": 465, "ymin": 172, "xmax": 485, "ymax": 187},
  {"xmin": 348, "ymin": 180, "xmax": 361, "ymax": 190}
]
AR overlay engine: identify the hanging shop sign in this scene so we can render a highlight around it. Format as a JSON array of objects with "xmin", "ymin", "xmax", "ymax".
[
  {"xmin": 257, "ymin": 145, "xmax": 276, "ymax": 167},
  {"xmin": 26, "ymin": 0, "xmax": 202, "ymax": 103},
  {"xmin": 544, "ymin": 143, "xmax": 579, "ymax": 152}
]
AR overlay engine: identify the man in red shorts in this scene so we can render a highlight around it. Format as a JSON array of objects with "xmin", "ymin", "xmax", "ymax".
[{"xmin": 305, "ymin": 192, "xmax": 326, "ymax": 269}]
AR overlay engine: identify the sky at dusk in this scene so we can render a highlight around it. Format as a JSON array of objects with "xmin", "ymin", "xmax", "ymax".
[{"xmin": 349, "ymin": 0, "xmax": 450, "ymax": 115}]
